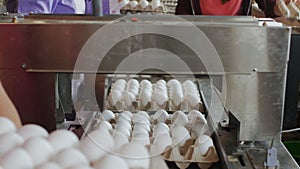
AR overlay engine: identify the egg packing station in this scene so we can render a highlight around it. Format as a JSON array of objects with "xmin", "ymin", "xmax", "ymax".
[{"xmin": 0, "ymin": 13, "xmax": 299, "ymax": 169}]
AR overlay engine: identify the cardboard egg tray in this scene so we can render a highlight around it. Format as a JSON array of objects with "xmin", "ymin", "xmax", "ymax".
[
  {"xmin": 162, "ymin": 138, "xmax": 219, "ymax": 169},
  {"xmin": 277, "ymin": 0, "xmax": 300, "ymax": 20},
  {"xmin": 93, "ymin": 110, "xmax": 218, "ymax": 169}
]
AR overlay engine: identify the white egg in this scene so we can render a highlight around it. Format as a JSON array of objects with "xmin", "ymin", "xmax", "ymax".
[
  {"xmin": 153, "ymin": 123, "xmax": 169, "ymax": 135},
  {"xmin": 47, "ymin": 129, "xmax": 79, "ymax": 153},
  {"xmin": 0, "ymin": 117, "xmax": 16, "ymax": 135},
  {"xmin": 128, "ymin": 86, "xmax": 139, "ymax": 96},
  {"xmin": 36, "ymin": 162, "xmax": 62, "ymax": 169},
  {"xmin": 67, "ymin": 165, "xmax": 95, "ymax": 169},
  {"xmin": 95, "ymin": 121, "xmax": 113, "ymax": 131},
  {"xmin": 118, "ymin": 143, "xmax": 150, "ymax": 169},
  {"xmin": 140, "ymin": 79, "xmax": 152, "ymax": 88},
  {"xmin": 17, "ymin": 124, "xmax": 49, "ymax": 140},
  {"xmin": 152, "ymin": 91, "xmax": 168, "ymax": 106},
  {"xmin": 122, "ymin": 111, "xmax": 133, "ymax": 118},
  {"xmin": 0, "ymin": 148, "xmax": 34, "ymax": 169},
  {"xmin": 154, "ymin": 84, "xmax": 167, "ymax": 92},
  {"xmin": 189, "ymin": 114, "xmax": 208, "ymax": 137},
  {"xmin": 167, "ymin": 79, "xmax": 180, "ymax": 87},
  {"xmin": 122, "ymin": 91, "xmax": 136, "ymax": 107},
  {"xmin": 152, "ymin": 134, "xmax": 172, "ymax": 154},
  {"xmin": 133, "ymin": 123, "xmax": 150, "ymax": 133},
  {"xmin": 114, "ymin": 127, "xmax": 131, "ymax": 138},
  {"xmin": 112, "ymin": 84, "xmax": 125, "ymax": 93},
  {"xmin": 113, "ymin": 132, "xmax": 129, "ymax": 151},
  {"xmin": 173, "ymin": 111, "xmax": 188, "ymax": 126},
  {"xmin": 109, "ymin": 89, "xmax": 122, "ymax": 106},
  {"xmin": 94, "ymin": 155, "xmax": 129, "ymax": 169},
  {"xmin": 79, "ymin": 129, "xmax": 114, "ymax": 162},
  {"xmin": 115, "ymin": 120, "xmax": 132, "ymax": 132},
  {"xmin": 195, "ymin": 135, "xmax": 214, "ymax": 156},
  {"xmin": 185, "ymin": 93, "xmax": 201, "ymax": 107},
  {"xmin": 139, "ymin": 92, "xmax": 151, "ymax": 107},
  {"xmin": 153, "ymin": 109, "xmax": 169, "ymax": 123},
  {"xmin": 152, "ymin": 126, "xmax": 170, "ymax": 138},
  {"xmin": 132, "ymin": 127, "xmax": 149, "ymax": 137},
  {"xmin": 171, "ymin": 90, "xmax": 183, "ymax": 107},
  {"xmin": 131, "ymin": 133, "xmax": 150, "ymax": 146},
  {"xmin": 102, "ymin": 110, "xmax": 115, "ymax": 121},
  {"xmin": 115, "ymin": 79, "xmax": 127, "ymax": 86},
  {"xmin": 54, "ymin": 148, "xmax": 89, "ymax": 168},
  {"xmin": 182, "ymin": 80, "xmax": 194, "ymax": 88},
  {"xmin": 156, "ymin": 79, "xmax": 166, "ymax": 86},
  {"xmin": 128, "ymin": 79, "xmax": 139, "ymax": 88},
  {"xmin": 0, "ymin": 132, "xmax": 24, "ymax": 157},
  {"xmin": 118, "ymin": 113, "xmax": 131, "ymax": 123},
  {"xmin": 132, "ymin": 114, "xmax": 150, "ymax": 125},
  {"xmin": 23, "ymin": 137, "xmax": 54, "ymax": 167},
  {"xmin": 137, "ymin": 111, "xmax": 150, "ymax": 120},
  {"xmin": 187, "ymin": 110, "xmax": 202, "ymax": 120},
  {"xmin": 171, "ymin": 126, "xmax": 190, "ymax": 147}
]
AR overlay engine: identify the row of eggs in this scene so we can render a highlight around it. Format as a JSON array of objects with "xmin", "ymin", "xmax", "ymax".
[
  {"xmin": 108, "ymin": 79, "xmax": 202, "ymax": 109},
  {"xmin": 120, "ymin": 0, "xmax": 164, "ymax": 11}
]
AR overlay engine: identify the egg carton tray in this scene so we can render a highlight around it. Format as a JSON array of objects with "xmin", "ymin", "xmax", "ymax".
[
  {"xmin": 277, "ymin": 0, "xmax": 300, "ymax": 20},
  {"xmin": 162, "ymin": 138, "xmax": 219, "ymax": 169}
]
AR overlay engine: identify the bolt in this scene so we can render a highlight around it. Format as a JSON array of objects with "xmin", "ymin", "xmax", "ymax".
[{"xmin": 21, "ymin": 64, "xmax": 27, "ymax": 69}]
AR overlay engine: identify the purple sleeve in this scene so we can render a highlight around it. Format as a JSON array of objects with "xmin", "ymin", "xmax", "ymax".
[
  {"xmin": 256, "ymin": 0, "xmax": 279, "ymax": 18},
  {"xmin": 85, "ymin": 0, "xmax": 93, "ymax": 14},
  {"xmin": 18, "ymin": 0, "xmax": 58, "ymax": 13}
]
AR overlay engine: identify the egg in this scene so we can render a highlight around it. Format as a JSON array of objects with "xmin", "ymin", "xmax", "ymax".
[
  {"xmin": 94, "ymin": 155, "xmax": 129, "ymax": 169},
  {"xmin": 131, "ymin": 133, "xmax": 150, "ymax": 146},
  {"xmin": 115, "ymin": 120, "xmax": 132, "ymax": 132},
  {"xmin": 109, "ymin": 89, "xmax": 122, "ymax": 106},
  {"xmin": 172, "ymin": 111, "xmax": 188, "ymax": 126},
  {"xmin": 102, "ymin": 110, "xmax": 115, "ymax": 121},
  {"xmin": 153, "ymin": 109, "xmax": 169, "ymax": 123},
  {"xmin": 17, "ymin": 124, "xmax": 49, "ymax": 140},
  {"xmin": 153, "ymin": 123, "xmax": 170, "ymax": 136},
  {"xmin": 128, "ymin": 79, "xmax": 139, "ymax": 88},
  {"xmin": 137, "ymin": 111, "xmax": 150, "ymax": 120},
  {"xmin": 152, "ymin": 91, "xmax": 168, "ymax": 106},
  {"xmin": 185, "ymin": 93, "xmax": 201, "ymax": 107},
  {"xmin": 115, "ymin": 79, "xmax": 127, "ymax": 86},
  {"xmin": 47, "ymin": 129, "xmax": 79, "ymax": 153},
  {"xmin": 36, "ymin": 162, "xmax": 62, "ymax": 169},
  {"xmin": 113, "ymin": 132, "xmax": 129, "ymax": 151},
  {"xmin": 182, "ymin": 80, "xmax": 194, "ymax": 89},
  {"xmin": 118, "ymin": 143, "xmax": 150, "ymax": 169},
  {"xmin": 171, "ymin": 90, "xmax": 183, "ymax": 107},
  {"xmin": 132, "ymin": 114, "xmax": 150, "ymax": 125},
  {"xmin": 139, "ymin": 91, "xmax": 151, "ymax": 107},
  {"xmin": 0, "ymin": 117, "xmax": 16, "ymax": 135},
  {"xmin": 67, "ymin": 165, "xmax": 95, "ymax": 169},
  {"xmin": 167, "ymin": 79, "xmax": 180, "ymax": 87},
  {"xmin": 122, "ymin": 91, "xmax": 136, "ymax": 107},
  {"xmin": 54, "ymin": 148, "xmax": 89, "ymax": 168},
  {"xmin": 118, "ymin": 113, "xmax": 131, "ymax": 123},
  {"xmin": 0, "ymin": 148, "xmax": 34, "ymax": 169},
  {"xmin": 189, "ymin": 114, "xmax": 208, "ymax": 137},
  {"xmin": 114, "ymin": 127, "xmax": 131, "ymax": 138},
  {"xmin": 152, "ymin": 134, "xmax": 172, "ymax": 154},
  {"xmin": 95, "ymin": 121, "xmax": 113, "ymax": 131},
  {"xmin": 140, "ymin": 79, "xmax": 152, "ymax": 88},
  {"xmin": 171, "ymin": 126, "xmax": 190, "ymax": 147},
  {"xmin": 187, "ymin": 110, "xmax": 202, "ymax": 120},
  {"xmin": 132, "ymin": 127, "xmax": 149, "ymax": 137},
  {"xmin": 0, "ymin": 132, "xmax": 24, "ymax": 157},
  {"xmin": 79, "ymin": 129, "xmax": 115, "ymax": 162},
  {"xmin": 195, "ymin": 135, "xmax": 214, "ymax": 156},
  {"xmin": 133, "ymin": 123, "xmax": 150, "ymax": 133},
  {"xmin": 156, "ymin": 79, "xmax": 166, "ymax": 86},
  {"xmin": 112, "ymin": 84, "xmax": 125, "ymax": 93},
  {"xmin": 23, "ymin": 137, "xmax": 54, "ymax": 167},
  {"xmin": 122, "ymin": 111, "xmax": 133, "ymax": 118}
]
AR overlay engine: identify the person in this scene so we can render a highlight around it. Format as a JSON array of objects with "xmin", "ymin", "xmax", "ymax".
[
  {"xmin": 0, "ymin": 81, "xmax": 22, "ymax": 128},
  {"xmin": 5, "ymin": 0, "xmax": 93, "ymax": 14},
  {"xmin": 175, "ymin": 0, "xmax": 300, "ymax": 18}
]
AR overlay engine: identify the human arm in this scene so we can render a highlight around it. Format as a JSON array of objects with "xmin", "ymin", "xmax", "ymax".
[
  {"xmin": 17, "ymin": 0, "xmax": 58, "ymax": 13},
  {"xmin": 0, "ymin": 82, "xmax": 22, "ymax": 128}
]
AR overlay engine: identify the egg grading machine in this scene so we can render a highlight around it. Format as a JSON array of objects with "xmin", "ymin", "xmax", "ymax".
[{"xmin": 0, "ymin": 14, "xmax": 298, "ymax": 168}]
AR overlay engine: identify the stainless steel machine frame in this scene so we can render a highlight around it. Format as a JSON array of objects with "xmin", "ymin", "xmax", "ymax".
[{"xmin": 0, "ymin": 15, "xmax": 298, "ymax": 168}]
